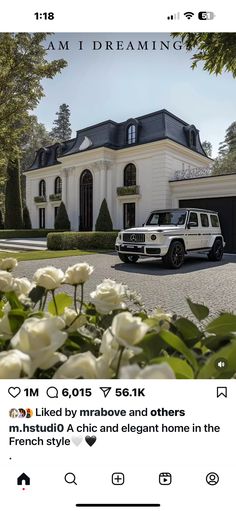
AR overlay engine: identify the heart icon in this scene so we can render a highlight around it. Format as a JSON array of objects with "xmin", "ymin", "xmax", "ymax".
[
  {"xmin": 8, "ymin": 387, "xmax": 21, "ymax": 398},
  {"xmin": 85, "ymin": 435, "xmax": 97, "ymax": 447},
  {"xmin": 71, "ymin": 436, "xmax": 83, "ymax": 447}
]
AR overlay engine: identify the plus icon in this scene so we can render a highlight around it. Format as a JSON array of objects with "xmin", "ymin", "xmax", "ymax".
[{"xmin": 112, "ymin": 472, "xmax": 125, "ymax": 485}]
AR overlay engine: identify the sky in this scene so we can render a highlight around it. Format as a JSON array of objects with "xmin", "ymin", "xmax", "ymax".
[{"xmin": 34, "ymin": 33, "xmax": 236, "ymax": 157}]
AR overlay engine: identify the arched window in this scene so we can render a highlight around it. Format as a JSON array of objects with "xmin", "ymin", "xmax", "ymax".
[
  {"xmin": 54, "ymin": 176, "xmax": 62, "ymax": 194},
  {"xmin": 190, "ymin": 130, "xmax": 196, "ymax": 147},
  {"xmin": 124, "ymin": 164, "xmax": 136, "ymax": 186},
  {"xmin": 127, "ymin": 124, "xmax": 136, "ymax": 144},
  {"xmin": 39, "ymin": 179, "xmax": 46, "ymax": 196}
]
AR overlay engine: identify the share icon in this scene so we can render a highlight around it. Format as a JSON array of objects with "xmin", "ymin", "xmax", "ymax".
[{"xmin": 100, "ymin": 387, "xmax": 112, "ymax": 398}]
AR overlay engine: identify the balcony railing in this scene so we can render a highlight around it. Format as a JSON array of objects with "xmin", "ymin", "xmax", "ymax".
[
  {"xmin": 49, "ymin": 193, "xmax": 62, "ymax": 201},
  {"xmin": 34, "ymin": 195, "xmax": 47, "ymax": 203},
  {"xmin": 116, "ymin": 185, "xmax": 140, "ymax": 196}
]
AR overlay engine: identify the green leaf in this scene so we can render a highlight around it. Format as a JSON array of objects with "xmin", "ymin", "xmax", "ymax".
[
  {"xmin": 5, "ymin": 291, "xmax": 24, "ymax": 310},
  {"xmin": 151, "ymin": 356, "xmax": 194, "ymax": 379},
  {"xmin": 186, "ymin": 298, "xmax": 209, "ymax": 321},
  {"xmin": 158, "ymin": 330, "xmax": 198, "ymax": 372},
  {"xmin": 138, "ymin": 332, "xmax": 167, "ymax": 360},
  {"xmin": 48, "ymin": 293, "xmax": 73, "ymax": 316},
  {"xmin": 174, "ymin": 318, "xmax": 202, "ymax": 347},
  {"xmin": 203, "ymin": 334, "xmax": 232, "ymax": 351},
  {"xmin": 197, "ymin": 340, "xmax": 236, "ymax": 378},
  {"xmin": 206, "ymin": 313, "xmax": 236, "ymax": 336},
  {"xmin": 8, "ymin": 309, "xmax": 28, "ymax": 334},
  {"xmin": 28, "ymin": 285, "xmax": 45, "ymax": 304}
]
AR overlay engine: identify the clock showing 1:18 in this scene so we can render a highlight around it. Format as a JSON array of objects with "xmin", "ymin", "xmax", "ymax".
[{"xmin": 34, "ymin": 12, "xmax": 55, "ymax": 20}]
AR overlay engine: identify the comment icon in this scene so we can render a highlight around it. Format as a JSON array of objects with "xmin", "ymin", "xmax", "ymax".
[{"xmin": 46, "ymin": 386, "xmax": 58, "ymax": 398}]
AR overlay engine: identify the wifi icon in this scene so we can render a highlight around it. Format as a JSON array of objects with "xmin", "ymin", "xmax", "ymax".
[{"xmin": 184, "ymin": 11, "xmax": 194, "ymax": 19}]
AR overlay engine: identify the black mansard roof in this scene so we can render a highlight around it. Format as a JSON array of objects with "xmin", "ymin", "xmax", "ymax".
[{"xmin": 26, "ymin": 109, "xmax": 208, "ymax": 171}]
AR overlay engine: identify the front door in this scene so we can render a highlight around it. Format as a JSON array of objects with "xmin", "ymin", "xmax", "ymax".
[{"xmin": 79, "ymin": 169, "xmax": 93, "ymax": 231}]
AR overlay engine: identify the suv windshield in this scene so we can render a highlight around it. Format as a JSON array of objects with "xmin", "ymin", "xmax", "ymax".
[{"xmin": 146, "ymin": 210, "xmax": 187, "ymax": 226}]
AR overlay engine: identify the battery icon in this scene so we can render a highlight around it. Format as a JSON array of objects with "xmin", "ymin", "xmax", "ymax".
[{"xmin": 198, "ymin": 11, "xmax": 215, "ymax": 20}]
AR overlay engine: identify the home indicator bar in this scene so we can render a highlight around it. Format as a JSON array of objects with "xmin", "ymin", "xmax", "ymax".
[{"xmin": 76, "ymin": 505, "xmax": 161, "ymax": 508}]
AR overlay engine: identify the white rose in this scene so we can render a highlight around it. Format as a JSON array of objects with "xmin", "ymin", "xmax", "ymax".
[
  {"xmin": 33, "ymin": 266, "xmax": 64, "ymax": 290},
  {"xmin": 13, "ymin": 277, "xmax": 32, "ymax": 297},
  {"xmin": 90, "ymin": 278, "xmax": 127, "ymax": 314},
  {"xmin": 0, "ymin": 314, "xmax": 12, "ymax": 340},
  {"xmin": 0, "ymin": 258, "xmax": 18, "ymax": 272},
  {"xmin": 0, "ymin": 271, "xmax": 15, "ymax": 292},
  {"xmin": 64, "ymin": 262, "xmax": 94, "ymax": 285},
  {"xmin": 0, "ymin": 349, "xmax": 31, "ymax": 378},
  {"xmin": 53, "ymin": 351, "xmax": 111, "ymax": 379},
  {"xmin": 63, "ymin": 307, "xmax": 87, "ymax": 332},
  {"xmin": 120, "ymin": 362, "xmax": 175, "ymax": 379},
  {"xmin": 11, "ymin": 316, "xmax": 67, "ymax": 375},
  {"xmin": 99, "ymin": 328, "xmax": 133, "ymax": 369},
  {"xmin": 110, "ymin": 311, "xmax": 149, "ymax": 352}
]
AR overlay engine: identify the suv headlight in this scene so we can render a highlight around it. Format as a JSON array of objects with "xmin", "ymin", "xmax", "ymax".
[{"xmin": 151, "ymin": 234, "xmax": 157, "ymax": 241}]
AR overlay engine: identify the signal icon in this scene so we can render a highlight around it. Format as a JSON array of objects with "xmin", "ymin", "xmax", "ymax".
[
  {"xmin": 184, "ymin": 11, "xmax": 194, "ymax": 19},
  {"xmin": 167, "ymin": 12, "xmax": 180, "ymax": 20}
]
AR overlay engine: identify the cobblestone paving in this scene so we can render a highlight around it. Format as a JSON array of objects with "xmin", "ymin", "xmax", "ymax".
[{"xmin": 14, "ymin": 252, "xmax": 236, "ymax": 317}]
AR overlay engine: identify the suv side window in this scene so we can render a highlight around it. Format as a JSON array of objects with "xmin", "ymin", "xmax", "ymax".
[
  {"xmin": 189, "ymin": 212, "xmax": 198, "ymax": 226},
  {"xmin": 200, "ymin": 213, "xmax": 209, "ymax": 227},
  {"xmin": 210, "ymin": 214, "xmax": 220, "ymax": 227}
]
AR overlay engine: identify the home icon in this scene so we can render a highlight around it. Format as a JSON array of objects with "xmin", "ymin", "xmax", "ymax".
[{"xmin": 17, "ymin": 473, "xmax": 30, "ymax": 486}]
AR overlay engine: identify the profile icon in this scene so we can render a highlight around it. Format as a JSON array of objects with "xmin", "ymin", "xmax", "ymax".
[
  {"xmin": 18, "ymin": 408, "xmax": 26, "ymax": 418},
  {"xmin": 26, "ymin": 408, "xmax": 33, "ymax": 418},
  {"xmin": 9, "ymin": 408, "xmax": 18, "ymax": 418}
]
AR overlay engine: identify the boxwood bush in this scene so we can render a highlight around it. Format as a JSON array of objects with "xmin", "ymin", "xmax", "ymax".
[{"xmin": 47, "ymin": 231, "xmax": 118, "ymax": 251}]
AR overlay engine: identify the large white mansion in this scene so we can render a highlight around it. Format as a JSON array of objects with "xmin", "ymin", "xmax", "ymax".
[{"xmin": 25, "ymin": 109, "xmax": 214, "ymax": 232}]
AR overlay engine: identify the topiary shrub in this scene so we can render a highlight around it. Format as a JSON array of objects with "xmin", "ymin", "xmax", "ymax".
[
  {"xmin": 0, "ymin": 209, "xmax": 4, "ymax": 229},
  {"xmin": 54, "ymin": 201, "xmax": 71, "ymax": 230},
  {"xmin": 47, "ymin": 231, "xmax": 117, "ymax": 251},
  {"xmin": 95, "ymin": 198, "xmax": 113, "ymax": 231},
  {"xmin": 23, "ymin": 205, "xmax": 32, "ymax": 229}
]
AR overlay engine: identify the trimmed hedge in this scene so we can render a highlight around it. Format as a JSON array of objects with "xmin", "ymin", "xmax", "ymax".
[
  {"xmin": 47, "ymin": 231, "xmax": 118, "ymax": 251},
  {"xmin": 0, "ymin": 229, "xmax": 69, "ymax": 239}
]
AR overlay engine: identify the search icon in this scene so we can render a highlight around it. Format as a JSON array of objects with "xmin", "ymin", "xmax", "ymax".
[{"xmin": 64, "ymin": 472, "xmax": 77, "ymax": 485}]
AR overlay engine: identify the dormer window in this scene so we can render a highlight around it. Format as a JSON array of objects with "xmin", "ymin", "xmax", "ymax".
[
  {"xmin": 190, "ymin": 130, "xmax": 196, "ymax": 148},
  {"xmin": 127, "ymin": 124, "xmax": 136, "ymax": 145}
]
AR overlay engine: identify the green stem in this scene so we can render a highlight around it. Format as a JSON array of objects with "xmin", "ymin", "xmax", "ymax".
[
  {"xmin": 74, "ymin": 285, "xmax": 78, "ymax": 313},
  {"xmin": 52, "ymin": 290, "xmax": 58, "ymax": 315},
  {"xmin": 115, "ymin": 346, "xmax": 125, "ymax": 379},
  {"xmin": 41, "ymin": 291, "xmax": 48, "ymax": 311},
  {"xmin": 79, "ymin": 284, "xmax": 84, "ymax": 315}
]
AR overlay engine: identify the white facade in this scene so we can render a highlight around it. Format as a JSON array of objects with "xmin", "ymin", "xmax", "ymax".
[{"xmin": 25, "ymin": 139, "xmax": 210, "ymax": 231}]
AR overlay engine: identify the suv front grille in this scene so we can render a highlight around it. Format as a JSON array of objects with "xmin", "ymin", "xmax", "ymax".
[{"xmin": 123, "ymin": 233, "xmax": 145, "ymax": 243}]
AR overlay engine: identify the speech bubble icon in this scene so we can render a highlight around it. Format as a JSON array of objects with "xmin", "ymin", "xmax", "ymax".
[{"xmin": 46, "ymin": 386, "xmax": 58, "ymax": 398}]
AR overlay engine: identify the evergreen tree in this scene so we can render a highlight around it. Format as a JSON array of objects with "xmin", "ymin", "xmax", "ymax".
[
  {"xmin": 202, "ymin": 141, "xmax": 212, "ymax": 157},
  {"xmin": 213, "ymin": 121, "xmax": 236, "ymax": 175},
  {"xmin": 0, "ymin": 209, "xmax": 4, "ymax": 229},
  {"xmin": 23, "ymin": 205, "xmax": 32, "ymax": 229},
  {"xmin": 5, "ymin": 157, "xmax": 24, "ymax": 229},
  {"xmin": 95, "ymin": 199, "xmax": 113, "ymax": 231},
  {"xmin": 54, "ymin": 201, "xmax": 70, "ymax": 230},
  {"xmin": 51, "ymin": 104, "xmax": 72, "ymax": 142}
]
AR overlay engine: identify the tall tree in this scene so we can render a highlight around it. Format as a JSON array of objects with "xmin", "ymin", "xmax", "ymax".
[
  {"xmin": 0, "ymin": 33, "xmax": 67, "ymax": 227},
  {"xmin": 213, "ymin": 121, "xmax": 236, "ymax": 175},
  {"xmin": 5, "ymin": 157, "xmax": 24, "ymax": 229},
  {"xmin": 202, "ymin": 141, "xmax": 212, "ymax": 157},
  {"xmin": 51, "ymin": 103, "xmax": 72, "ymax": 141},
  {"xmin": 171, "ymin": 33, "xmax": 236, "ymax": 77}
]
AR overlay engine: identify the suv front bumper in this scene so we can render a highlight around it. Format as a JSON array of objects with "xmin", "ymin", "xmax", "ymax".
[{"xmin": 115, "ymin": 243, "xmax": 168, "ymax": 257}]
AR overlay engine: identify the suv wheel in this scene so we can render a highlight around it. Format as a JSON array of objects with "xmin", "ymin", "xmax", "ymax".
[
  {"xmin": 208, "ymin": 238, "xmax": 224, "ymax": 261},
  {"xmin": 118, "ymin": 253, "xmax": 139, "ymax": 264},
  {"xmin": 162, "ymin": 241, "xmax": 185, "ymax": 269}
]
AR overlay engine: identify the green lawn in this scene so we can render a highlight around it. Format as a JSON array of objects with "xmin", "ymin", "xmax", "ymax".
[{"xmin": 0, "ymin": 249, "xmax": 95, "ymax": 261}]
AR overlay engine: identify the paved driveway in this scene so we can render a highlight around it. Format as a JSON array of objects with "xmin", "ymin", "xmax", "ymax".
[{"xmin": 14, "ymin": 252, "xmax": 236, "ymax": 317}]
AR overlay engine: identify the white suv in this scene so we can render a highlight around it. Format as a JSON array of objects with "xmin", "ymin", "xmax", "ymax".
[{"xmin": 115, "ymin": 208, "xmax": 225, "ymax": 269}]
